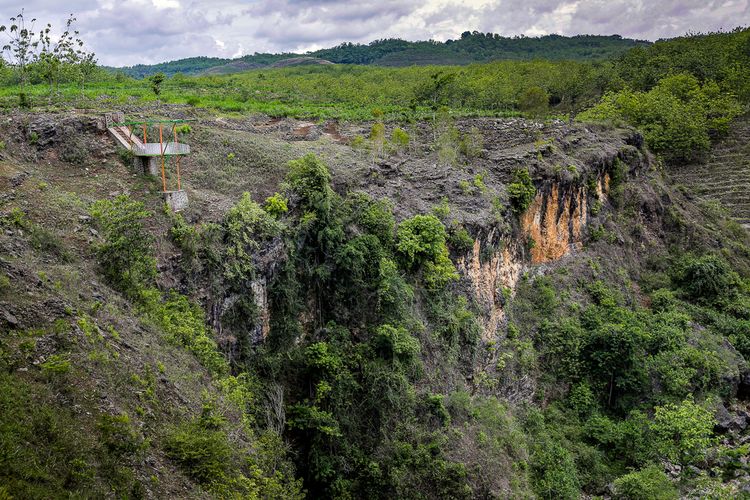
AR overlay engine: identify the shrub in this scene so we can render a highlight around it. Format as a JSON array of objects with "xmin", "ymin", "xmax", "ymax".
[
  {"xmin": 347, "ymin": 193, "xmax": 396, "ymax": 247},
  {"xmin": 40, "ymin": 354, "xmax": 71, "ymax": 378},
  {"xmin": 507, "ymin": 168, "xmax": 536, "ymax": 213},
  {"xmin": 448, "ymin": 226, "xmax": 474, "ymax": 253},
  {"xmin": 264, "ymin": 193, "xmax": 289, "ymax": 218},
  {"xmin": 224, "ymin": 192, "xmax": 281, "ymax": 282},
  {"xmin": 149, "ymin": 72, "xmax": 165, "ymax": 96},
  {"xmin": 90, "ymin": 195, "xmax": 156, "ymax": 296},
  {"xmin": 530, "ymin": 440, "xmax": 580, "ymax": 499},
  {"xmin": 143, "ymin": 291, "xmax": 228, "ymax": 377},
  {"xmin": 391, "ymin": 127, "xmax": 410, "ymax": 149},
  {"xmin": 396, "ymin": 214, "xmax": 448, "ymax": 268},
  {"xmin": 673, "ymin": 254, "xmax": 740, "ymax": 304},
  {"xmin": 612, "ymin": 464, "xmax": 678, "ymax": 500},
  {"xmin": 518, "ymin": 86, "xmax": 549, "ymax": 117},
  {"xmin": 164, "ymin": 420, "xmax": 233, "ymax": 485},
  {"xmin": 286, "ymin": 154, "xmax": 334, "ymax": 216},
  {"xmin": 578, "ymin": 73, "xmax": 741, "ymax": 161},
  {"xmin": 373, "ymin": 324, "xmax": 420, "ymax": 363},
  {"xmin": 650, "ymin": 397, "xmax": 715, "ymax": 466},
  {"xmin": 472, "ymin": 173, "xmax": 486, "ymax": 193},
  {"xmin": 97, "ymin": 413, "xmax": 143, "ymax": 455},
  {"xmin": 396, "ymin": 214, "xmax": 458, "ymax": 288}
]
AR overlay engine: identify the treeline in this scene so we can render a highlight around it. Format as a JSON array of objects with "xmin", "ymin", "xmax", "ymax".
[
  {"xmin": 580, "ymin": 27, "xmax": 750, "ymax": 161},
  {"xmin": 315, "ymin": 32, "xmax": 648, "ymax": 66},
  {"xmin": 111, "ymin": 32, "xmax": 648, "ymax": 78}
]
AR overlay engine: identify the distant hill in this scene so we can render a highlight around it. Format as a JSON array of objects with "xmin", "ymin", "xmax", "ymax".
[
  {"xmin": 111, "ymin": 32, "xmax": 650, "ymax": 78},
  {"xmin": 202, "ymin": 56, "xmax": 334, "ymax": 75}
]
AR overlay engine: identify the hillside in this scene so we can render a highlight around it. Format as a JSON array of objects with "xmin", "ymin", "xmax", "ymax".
[
  {"xmin": 2, "ymin": 103, "xmax": 750, "ymax": 498},
  {"xmin": 112, "ymin": 32, "xmax": 649, "ymax": 78},
  {"xmin": 670, "ymin": 114, "xmax": 750, "ymax": 228}
]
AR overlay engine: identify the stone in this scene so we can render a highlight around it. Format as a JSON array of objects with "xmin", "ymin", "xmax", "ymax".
[
  {"xmin": 163, "ymin": 190, "xmax": 189, "ymax": 212},
  {"xmin": 715, "ymin": 403, "xmax": 749, "ymax": 434},
  {"xmin": 135, "ymin": 156, "xmax": 160, "ymax": 176},
  {"xmin": 2, "ymin": 309, "xmax": 19, "ymax": 327}
]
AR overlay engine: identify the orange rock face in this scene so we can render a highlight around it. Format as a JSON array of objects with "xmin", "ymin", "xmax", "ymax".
[
  {"xmin": 520, "ymin": 181, "xmax": 595, "ymax": 264},
  {"xmin": 459, "ymin": 174, "xmax": 609, "ymax": 340}
]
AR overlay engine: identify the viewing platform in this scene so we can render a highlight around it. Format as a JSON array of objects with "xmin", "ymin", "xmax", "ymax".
[{"xmin": 105, "ymin": 113, "xmax": 192, "ymax": 211}]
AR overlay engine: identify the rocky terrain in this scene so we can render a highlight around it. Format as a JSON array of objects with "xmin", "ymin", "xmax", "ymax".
[{"xmin": 2, "ymin": 106, "xmax": 750, "ymax": 498}]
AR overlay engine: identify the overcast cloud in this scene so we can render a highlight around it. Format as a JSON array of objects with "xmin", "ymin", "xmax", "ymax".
[{"xmin": 0, "ymin": 0, "xmax": 747, "ymax": 66}]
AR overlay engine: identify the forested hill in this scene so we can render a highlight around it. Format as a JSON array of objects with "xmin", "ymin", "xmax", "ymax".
[{"xmin": 113, "ymin": 32, "xmax": 649, "ymax": 78}]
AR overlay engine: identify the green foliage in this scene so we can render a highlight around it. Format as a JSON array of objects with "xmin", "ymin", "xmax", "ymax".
[
  {"xmin": 148, "ymin": 72, "xmax": 165, "ymax": 96},
  {"xmin": 530, "ymin": 440, "xmax": 580, "ymax": 499},
  {"xmin": 396, "ymin": 214, "xmax": 458, "ymax": 288},
  {"xmin": 373, "ymin": 324, "xmax": 420, "ymax": 364},
  {"xmin": 390, "ymin": 127, "xmax": 410, "ymax": 149},
  {"xmin": 115, "ymin": 33, "xmax": 644, "ymax": 78},
  {"xmin": 518, "ymin": 86, "xmax": 549, "ymax": 117},
  {"xmin": 97, "ymin": 413, "xmax": 143, "ymax": 455},
  {"xmin": 650, "ymin": 397, "xmax": 715, "ymax": 466},
  {"xmin": 346, "ymin": 193, "xmax": 396, "ymax": 247},
  {"xmin": 223, "ymin": 192, "xmax": 281, "ymax": 282},
  {"xmin": 40, "ymin": 353, "xmax": 71, "ymax": 378},
  {"xmin": 448, "ymin": 225, "xmax": 474, "ymax": 253},
  {"xmin": 673, "ymin": 254, "xmax": 741, "ymax": 304},
  {"xmin": 579, "ymin": 73, "xmax": 741, "ymax": 161},
  {"xmin": 164, "ymin": 419, "xmax": 233, "ymax": 485},
  {"xmin": 286, "ymin": 153, "xmax": 334, "ymax": 217},
  {"xmin": 89, "ymin": 195, "xmax": 156, "ymax": 296},
  {"xmin": 612, "ymin": 465, "xmax": 678, "ymax": 500},
  {"xmin": 264, "ymin": 192, "xmax": 289, "ymax": 217},
  {"xmin": 141, "ymin": 291, "xmax": 228, "ymax": 377},
  {"xmin": 507, "ymin": 168, "xmax": 536, "ymax": 213},
  {"xmin": 396, "ymin": 214, "xmax": 449, "ymax": 268},
  {"xmin": 0, "ymin": 371, "xmax": 140, "ymax": 497}
]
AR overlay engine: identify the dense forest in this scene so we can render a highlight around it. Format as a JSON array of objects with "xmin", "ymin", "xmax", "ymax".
[
  {"xmin": 2, "ymin": 13, "xmax": 750, "ymax": 500},
  {"xmin": 113, "ymin": 32, "xmax": 649, "ymax": 78}
]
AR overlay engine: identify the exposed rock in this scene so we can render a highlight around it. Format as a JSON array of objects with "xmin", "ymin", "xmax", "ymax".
[
  {"xmin": 521, "ymin": 181, "xmax": 592, "ymax": 264},
  {"xmin": 715, "ymin": 403, "xmax": 749, "ymax": 434},
  {"xmin": 250, "ymin": 277, "xmax": 270, "ymax": 345},
  {"xmin": 459, "ymin": 232, "xmax": 525, "ymax": 341}
]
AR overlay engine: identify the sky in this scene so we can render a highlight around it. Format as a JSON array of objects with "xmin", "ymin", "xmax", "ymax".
[{"xmin": 0, "ymin": 0, "xmax": 748, "ymax": 66}]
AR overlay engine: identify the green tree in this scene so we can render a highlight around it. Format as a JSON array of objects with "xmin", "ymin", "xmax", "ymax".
[
  {"xmin": 518, "ymin": 86, "xmax": 549, "ymax": 118},
  {"xmin": 507, "ymin": 168, "xmax": 536, "ymax": 213},
  {"xmin": 612, "ymin": 465, "xmax": 678, "ymax": 500},
  {"xmin": 89, "ymin": 195, "xmax": 156, "ymax": 296},
  {"xmin": 0, "ymin": 10, "xmax": 39, "ymax": 104},
  {"xmin": 650, "ymin": 397, "xmax": 715, "ymax": 466},
  {"xmin": 149, "ymin": 72, "xmax": 166, "ymax": 96}
]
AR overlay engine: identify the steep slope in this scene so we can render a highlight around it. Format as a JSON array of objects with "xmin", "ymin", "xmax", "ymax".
[
  {"xmin": 669, "ymin": 114, "xmax": 750, "ymax": 228},
  {"xmin": 2, "ymin": 107, "xmax": 750, "ymax": 498}
]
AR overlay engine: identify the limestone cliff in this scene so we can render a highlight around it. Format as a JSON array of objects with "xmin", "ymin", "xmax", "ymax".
[{"xmin": 460, "ymin": 170, "xmax": 614, "ymax": 341}]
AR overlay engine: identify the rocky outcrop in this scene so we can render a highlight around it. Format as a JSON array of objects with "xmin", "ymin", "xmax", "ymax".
[
  {"xmin": 459, "ymin": 233, "xmax": 524, "ymax": 341},
  {"xmin": 250, "ymin": 277, "xmax": 270, "ymax": 344},
  {"xmin": 461, "ymin": 171, "xmax": 613, "ymax": 341},
  {"xmin": 521, "ymin": 183, "xmax": 588, "ymax": 264}
]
